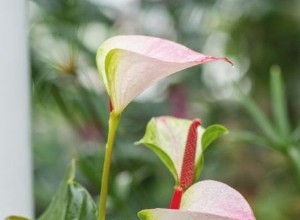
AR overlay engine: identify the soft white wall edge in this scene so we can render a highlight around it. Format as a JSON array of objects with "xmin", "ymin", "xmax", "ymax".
[{"xmin": 0, "ymin": 0, "xmax": 33, "ymax": 218}]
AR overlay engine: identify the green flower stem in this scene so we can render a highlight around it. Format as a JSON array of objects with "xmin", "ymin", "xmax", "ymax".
[{"xmin": 98, "ymin": 112, "xmax": 121, "ymax": 220}]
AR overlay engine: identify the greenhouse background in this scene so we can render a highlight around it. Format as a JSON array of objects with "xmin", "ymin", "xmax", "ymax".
[{"xmin": 1, "ymin": 0, "xmax": 300, "ymax": 219}]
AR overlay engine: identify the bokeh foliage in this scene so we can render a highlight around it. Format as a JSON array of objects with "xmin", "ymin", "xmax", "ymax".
[{"xmin": 30, "ymin": 0, "xmax": 300, "ymax": 219}]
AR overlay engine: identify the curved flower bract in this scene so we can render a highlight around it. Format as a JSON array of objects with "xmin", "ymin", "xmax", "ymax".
[
  {"xmin": 96, "ymin": 35, "xmax": 232, "ymax": 114},
  {"xmin": 138, "ymin": 180, "xmax": 256, "ymax": 220}
]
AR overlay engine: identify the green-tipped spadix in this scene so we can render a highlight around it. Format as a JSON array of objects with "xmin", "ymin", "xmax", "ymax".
[{"xmin": 96, "ymin": 35, "xmax": 232, "ymax": 114}]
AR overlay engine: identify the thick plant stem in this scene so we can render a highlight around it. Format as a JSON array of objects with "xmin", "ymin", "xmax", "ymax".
[{"xmin": 98, "ymin": 112, "xmax": 121, "ymax": 220}]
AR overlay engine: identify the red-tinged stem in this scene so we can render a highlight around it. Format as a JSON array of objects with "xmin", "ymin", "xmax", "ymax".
[
  {"xmin": 109, "ymin": 100, "xmax": 113, "ymax": 112},
  {"xmin": 169, "ymin": 186, "xmax": 183, "ymax": 209}
]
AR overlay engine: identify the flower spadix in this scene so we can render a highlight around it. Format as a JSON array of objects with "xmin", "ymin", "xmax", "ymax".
[
  {"xmin": 138, "ymin": 180, "xmax": 256, "ymax": 220},
  {"xmin": 96, "ymin": 35, "xmax": 232, "ymax": 114}
]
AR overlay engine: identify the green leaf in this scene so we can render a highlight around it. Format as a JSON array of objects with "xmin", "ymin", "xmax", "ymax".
[
  {"xmin": 38, "ymin": 160, "xmax": 97, "ymax": 220},
  {"xmin": 194, "ymin": 124, "xmax": 228, "ymax": 180},
  {"xmin": 270, "ymin": 65, "xmax": 290, "ymax": 139},
  {"xmin": 5, "ymin": 216, "xmax": 30, "ymax": 220},
  {"xmin": 201, "ymin": 125, "xmax": 228, "ymax": 151},
  {"xmin": 136, "ymin": 117, "xmax": 196, "ymax": 184}
]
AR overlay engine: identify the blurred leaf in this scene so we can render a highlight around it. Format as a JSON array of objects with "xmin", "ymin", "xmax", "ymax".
[
  {"xmin": 234, "ymin": 83, "xmax": 280, "ymax": 145},
  {"xmin": 32, "ymin": 0, "xmax": 113, "ymax": 26},
  {"xmin": 270, "ymin": 65, "xmax": 290, "ymax": 139},
  {"xmin": 77, "ymin": 149, "xmax": 104, "ymax": 191},
  {"xmin": 38, "ymin": 160, "xmax": 97, "ymax": 220},
  {"xmin": 291, "ymin": 125, "xmax": 300, "ymax": 144},
  {"xmin": 231, "ymin": 131, "xmax": 273, "ymax": 149}
]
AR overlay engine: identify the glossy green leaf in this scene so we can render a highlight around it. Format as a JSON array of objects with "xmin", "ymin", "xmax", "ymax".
[
  {"xmin": 194, "ymin": 124, "xmax": 228, "ymax": 179},
  {"xmin": 38, "ymin": 160, "xmax": 97, "ymax": 220},
  {"xmin": 201, "ymin": 125, "xmax": 228, "ymax": 151}
]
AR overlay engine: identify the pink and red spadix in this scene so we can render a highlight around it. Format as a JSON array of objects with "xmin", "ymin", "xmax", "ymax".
[{"xmin": 170, "ymin": 119, "xmax": 201, "ymax": 209}]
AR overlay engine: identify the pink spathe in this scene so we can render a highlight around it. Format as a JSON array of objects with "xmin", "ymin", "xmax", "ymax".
[
  {"xmin": 101, "ymin": 35, "xmax": 231, "ymax": 63},
  {"xmin": 97, "ymin": 35, "xmax": 232, "ymax": 113},
  {"xmin": 181, "ymin": 180, "xmax": 255, "ymax": 220}
]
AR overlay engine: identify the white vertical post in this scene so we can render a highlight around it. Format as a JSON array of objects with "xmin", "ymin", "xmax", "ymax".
[{"xmin": 0, "ymin": 0, "xmax": 33, "ymax": 218}]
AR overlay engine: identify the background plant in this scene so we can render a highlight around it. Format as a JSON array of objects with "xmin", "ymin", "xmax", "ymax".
[{"xmin": 30, "ymin": 0, "xmax": 300, "ymax": 219}]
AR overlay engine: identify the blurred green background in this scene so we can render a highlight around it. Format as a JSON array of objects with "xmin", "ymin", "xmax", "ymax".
[{"xmin": 30, "ymin": 0, "xmax": 300, "ymax": 219}]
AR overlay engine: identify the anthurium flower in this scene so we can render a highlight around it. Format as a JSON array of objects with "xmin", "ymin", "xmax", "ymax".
[
  {"xmin": 96, "ymin": 35, "xmax": 232, "ymax": 114},
  {"xmin": 137, "ymin": 116, "xmax": 255, "ymax": 220},
  {"xmin": 138, "ymin": 180, "xmax": 256, "ymax": 220},
  {"xmin": 136, "ymin": 116, "xmax": 228, "ymax": 186}
]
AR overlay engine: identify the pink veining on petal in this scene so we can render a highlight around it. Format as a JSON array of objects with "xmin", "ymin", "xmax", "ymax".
[
  {"xmin": 196, "ymin": 56, "xmax": 234, "ymax": 66},
  {"xmin": 102, "ymin": 35, "xmax": 233, "ymax": 64},
  {"xmin": 155, "ymin": 116, "xmax": 181, "ymax": 170}
]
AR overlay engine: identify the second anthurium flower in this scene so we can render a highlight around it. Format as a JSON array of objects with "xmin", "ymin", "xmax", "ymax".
[
  {"xmin": 136, "ymin": 117, "xmax": 227, "ymax": 188},
  {"xmin": 96, "ymin": 35, "xmax": 232, "ymax": 114},
  {"xmin": 137, "ymin": 116, "xmax": 255, "ymax": 220}
]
